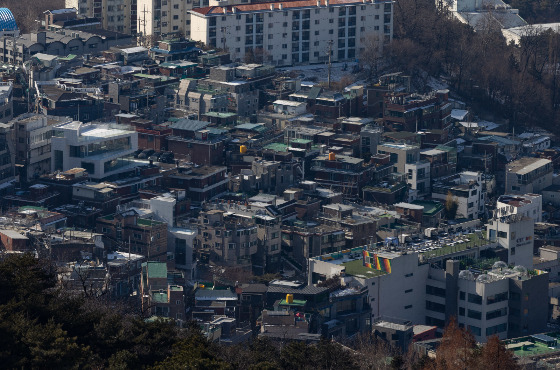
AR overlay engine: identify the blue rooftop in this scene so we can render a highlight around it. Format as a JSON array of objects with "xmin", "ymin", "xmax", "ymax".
[{"xmin": 0, "ymin": 8, "xmax": 17, "ymax": 31}]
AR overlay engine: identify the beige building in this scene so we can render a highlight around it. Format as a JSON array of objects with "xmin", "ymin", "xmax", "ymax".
[
  {"xmin": 66, "ymin": 0, "xmax": 137, "ymax": 34},
  {"xmin": 189, "ymin": 0, "xmax": 393, "ymax": 65}
]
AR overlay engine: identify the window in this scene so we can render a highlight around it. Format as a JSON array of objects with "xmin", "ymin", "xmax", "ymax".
[
  {"xmin": 134, "ymin": 233, "xmax": 142, "ymax": 240},
  {"xmin": 468, "ymin": 293, "xmax": 482, "ymax": 304},
  {"xmin": 271, "ymin": 232, "xmax": 279, "ymax": 239},
  {"xmin": 426, "ymin": 300, "xmax": 445, "ymax": 313},
  {"xmin": 459, "ymin": 307, "xmax": 465, "ymax": 316},
  {"xmin": 405, "ymin": 273, "xmax": 413, "ymax": 277},
  {"xmin": 486, "ymin": 323, "xmax": 507, "ymax": 336},
  {"xmin": 468, "ymin": 325, "xmax": 481, "ymax": 336},
  {"xmin": 405, "ymin": 289, "xmax": 413, "ymax": 293},
  {"xmin": 426, "ymin": 285, "xmax": 445, "ymax": 297},
  {"xmin": 404, "ymin": 305, "xmax": 412, "ymax": 309},
  {"xmin": 271, "ymin": 244, "xmax": 279, "ymax": 251},
  {"xmin": 487, "ymin": 292, "xmax": 508, "ymax": 304},
  {"xmin": 467, "ymin": 309, "xmax": 481, "ymax": 320},
  {"xmin": 486, "ymin": 307, "xmax": 507, "ymax": 320}
]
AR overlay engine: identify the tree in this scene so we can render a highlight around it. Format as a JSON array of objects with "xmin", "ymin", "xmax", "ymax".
[
  {"xmin": 444, "ymin": 191, "xmax": 459, "ymax": 220},
  {"xmin": 431, "ymin": 318, "xmax": 476, "ymax": 370},
  {"xmin": 478, "ymin": 336, "xmax": 520, "ymax": 370},
  {"xmin": 360, "ymin": 33, "xmax": 386, "ymax": 80}
]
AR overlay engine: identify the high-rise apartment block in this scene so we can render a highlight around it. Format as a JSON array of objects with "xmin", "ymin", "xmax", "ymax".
[{"xmin": 190, "ymin": 0, "xmax": 393, "ymax": 65}]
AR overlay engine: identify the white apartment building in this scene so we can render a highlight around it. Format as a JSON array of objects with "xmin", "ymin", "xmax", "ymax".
[
  {"xmin": 486, "ymin": 214, "xmax": 534, "ymax": 268},
  {"xmin": 0, "ymin": 82, "xmax": 13, "ymax": 123},
  {"xmin": 189, "ymin": 0, "xmax": 393, "ymax": 65},
  {"xmin": 405, "ymin": 160, "xmax": 431, "ymax": 199},
  {"xmin": 432, "ymin": 171, "xmax": 485, "ymax": 220},
  {"xmin": 66, "ymin": 0, "xmax": 137, "ymax": 34},
  {"xmin": 496, "ymin": 193, "xmax": 542, "ymax": 223},
  {"xmin": 136, "ymin": 0, "xmax": 206, "ymax": 39},
  {"xmin": 51, "ymin": 121, "xmax": 138, "ymax": 180}
]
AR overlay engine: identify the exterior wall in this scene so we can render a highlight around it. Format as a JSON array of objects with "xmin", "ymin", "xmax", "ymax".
[
  {"xmin": 508, "ymin": 272, "xmax": 549, "ymax": 338},
  {"xmin": 189, "ymin": 0, "xmax": 393, "ymax": 65},
  {"xmin": 457, "ymin": 276, "xmax": 510, "ymax": 342},
  {"xmin": 366, "ymin": 252, "xmax": 429, "ymax": 325},
  {"xmin": 168, "ymin": 228, "xmax": 196, "ymax": 279}
]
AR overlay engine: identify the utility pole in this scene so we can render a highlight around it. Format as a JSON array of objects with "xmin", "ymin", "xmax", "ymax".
[{"xmin": 327, "ymin": 40, "xmax": 333, "ymax": 89}]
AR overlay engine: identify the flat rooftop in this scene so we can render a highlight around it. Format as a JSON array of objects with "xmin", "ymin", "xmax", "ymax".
[
  {"xmin": 507, "ymin": 157, "xmax": 551, "ymax": 175},
  {"xmin": 342, "ymin": 259, "xmax": 386, "ymax": 278}
]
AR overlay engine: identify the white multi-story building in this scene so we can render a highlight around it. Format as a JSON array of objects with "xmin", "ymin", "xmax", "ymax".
[
  {"xmin": 486, "ymin": 214, "xmax": 534, "ymax": 268},
  {"xmin": 405, "ymin": 160, "xmax": 431, "ymax": 199},
  {"xmin": 496, "ymin": 193, "xmax": 542, "ymax": 223},
  {"xmin": 51, "ymin": 121, "xmax": 138, "ymax": 180},
  {"xmin": 66, "ymin": 0, "xmax": 137, "ymax": 34},
  {"xmin": 189, "ymin": 0, "xmax": 393, "ymax": 65},
  {"xmin": 432, "ymin": 171, "xmax": 485, "ymax": 220},
  {"xmin": 0, "ymin": 82, "xmax": 13, "ymax": 124},
  {"xmin": 136, "ymin": 0, "xmax": 206, "ymax": 39}
]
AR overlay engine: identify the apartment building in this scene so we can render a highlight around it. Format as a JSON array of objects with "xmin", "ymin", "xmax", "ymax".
[
  {"xmin": 137, "ymin": 0, "xmax": 199, "ymax": 39},
  {"xmin": 12, "ymin": 114, "xmax": 73, "ymax": 183},
  {"xmin": 97, "ymin": 209, "xmax": 168, "ymax": 261},
  {"xmin": 0, "ymin": 82, "xmax": 13, "ymax": 124},
  {"xmin": 195, "ymin": 209, "xmax": 258, "ymax": 270},
  {"xmin": 51, "ymin": 121, "xmax": 138, "ymax": 180},
  {"xmin": 496, "ymin": 193, "xmax": 542, "ymax": 223},
  {"xmin": 432, "ymin": 171, "xmax": 485, "ymax": 220},
  {"xmin": 140, "ymin": 262, "xmax": 185, "ymax": 322},
  {"xmin": 0, "ymin": 121, "xmax": 16, "ymax": 192},
  {"xmin": 382, "ymin": 90, "xmax": 452, "ymax": 133},
  {"xmin": 189, "ymin": 0, "xmax": 393, "ymax": 66},
  {"xmin": 487, "ymin": 214, "xmax": 534, "ymax": 268},
  {"xmin": 66, "ymin": 0, "xmax": 137, "ymax": 34},
  {"xmin": 163, "ymin": 165, "xmax": 229, "ymax": 203},
  {"xmin": 506, "ymin": 157, "xmax": 553, "ymax": 195},
  {"xmin": 311, "ymin": 153, "xmax": 377, "ymax": 197}
]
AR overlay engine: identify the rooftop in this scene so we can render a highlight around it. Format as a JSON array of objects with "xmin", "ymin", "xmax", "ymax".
[
  {"xmin": 342, "ymin": 259, "xmax": 386, "ymax": 278},
  {"xmin": 507, "ymin": 157, "xmax": 551, "ymax": 175}
]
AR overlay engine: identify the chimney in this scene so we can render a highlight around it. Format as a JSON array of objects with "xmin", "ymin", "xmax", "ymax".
[
  {"xmin": 233, "ymin": 6, "xmax": 237, "ymax": 12},
  {"xmin": 317, "ymin": 0, "xmax": 321, "ymax": 6},
  {"xmin": 223, "ymin": 7, "xmax": 227, "ymax": 14},
  {"xmin": 270, "ymin": 3, "xmax": 274, "ymax": 10},
  {"xmin": 279, "ymin": 3, "xmax": 283, "ymax": 10},
  {"xmin": 325, "ymin": 0, "xmax": 329, "ymax": 6}
]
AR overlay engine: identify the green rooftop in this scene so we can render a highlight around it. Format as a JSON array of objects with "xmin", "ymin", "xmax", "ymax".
[
  {"xmin": 342, "ymin": 259, "xmax": 387, "ymax": 278},
  {"xmin": 411, "ymin": 200, "xmax": 443, "ymax": 216},
  {"xmin": 280, "ymin": 299, "xmax": 306, "ymax": 306},
  {"xmin": 505, "ymin": 333, "xmax": 560, "ymax": 358},
  {"xmin": 264, "ymin": 143, "xmax": 289, "ymax": 152},
  {"xmin": 143, "ymin": 262, "xmax": 167, "ymax": 279},
  {"xmin": 138, "ymin": 218, "xmax": 165, "ymax": 226},
  {"xmin": 152, "ymin": 292, "xmax": 168, "ymax": 303}
]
